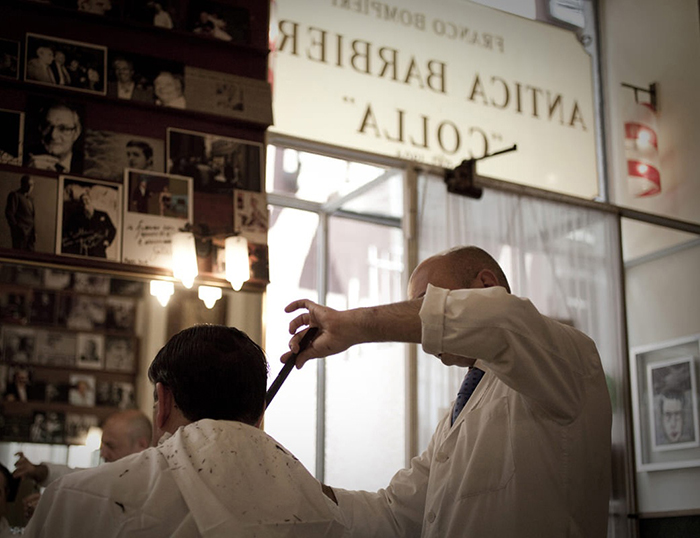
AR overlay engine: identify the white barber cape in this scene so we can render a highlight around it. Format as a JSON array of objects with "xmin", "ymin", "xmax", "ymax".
[
  {"xmin": 335, "ymin": 285, "xmax": 612, "ymax": 538},
  {"xmin": 24, "ymin": 420, "xmax": 349, "ymax": 538}
]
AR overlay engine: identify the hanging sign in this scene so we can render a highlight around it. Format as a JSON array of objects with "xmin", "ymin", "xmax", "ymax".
[{"xmin": 270, "ymin": 0, "xmax": 598, "ymax": 199}]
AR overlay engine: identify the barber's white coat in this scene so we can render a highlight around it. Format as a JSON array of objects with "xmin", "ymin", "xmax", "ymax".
[
  {"xmin": 336, "ymin": 285, "xmax": 612, "ymax": 538},
  {"xmin": 24, "ymin": 420, "xmax": 349, "ymax": 537}
]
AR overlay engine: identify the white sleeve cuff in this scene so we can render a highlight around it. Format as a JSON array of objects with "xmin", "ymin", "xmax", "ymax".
[{"xmin": 419, "ymin": 284, "xmax": 450, "ymax": 356}]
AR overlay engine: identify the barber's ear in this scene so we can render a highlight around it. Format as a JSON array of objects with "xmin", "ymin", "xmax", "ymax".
[
  {"xmin": 155, "ymin": 382, "xmax": 174, "ymax": 430},
  {"xmin": 475, "ymin": 269, "xmax": 499, "ymax": 289}
]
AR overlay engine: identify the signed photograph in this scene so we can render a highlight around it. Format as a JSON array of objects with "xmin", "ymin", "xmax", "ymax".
[{"xmin": 57, "ymin": 175, "xmax": 122, "ymax": 261}]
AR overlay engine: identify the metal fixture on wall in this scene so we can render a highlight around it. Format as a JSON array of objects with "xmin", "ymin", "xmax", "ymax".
[
  {"xmin": 444, "ymin": 144, "xmax": 517, "ymax": 199},
  {"xmin": 622, "ymin": 82, "xmax": 660, "ymax": 197}
]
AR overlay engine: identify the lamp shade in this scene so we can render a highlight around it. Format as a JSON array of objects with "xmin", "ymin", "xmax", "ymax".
[
  {"xmin": 171, "ymin": 231, "xmax": 198, "ymax": 288},
  {"xmin": 150, "ymin": 280, "xmax": 174, "ymax": 307},
  {"xmin": 225, "ymin": 236, "xmax": 250, "ymax": 291},
  {"xmin": 198, "ymin": 285, "xmax": 222, "ymax": 309},
  {"xmin": 624, "ymin": 102, "xmax": 661, "ymax": 197}
]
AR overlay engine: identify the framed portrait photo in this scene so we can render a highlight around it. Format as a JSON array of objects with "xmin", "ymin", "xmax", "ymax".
[
  {"xmin": 630, "ymin": 334, "xmax": 700, "ymax": 472},
  {"xmin": 25, "ymin": 33, "xmax": 107, "ymax": 95},
  {"xmin": 121, "ymin": 169, "xmax": 193, "ymax": 268},
  {"xmin": 0, "ymin": 109, "xmax": 24, "ymax": 166},
  {"xmin": 57, "ymin": 175, "xmax": 122, "ymax": 261},
  {"xmin": 0, "ymin": 38, "xmax": 20, "ymax": 80},
  {"xmin": 647, "ymin": 357, "xmax": 699, "ymax": 452},
  {"xmin": 167, "ymin": 127, "xmax": 262, "ymax": 193},
  {"xmin": 76, "ymin": 332, "xmax": 105, "ymax": 370}
]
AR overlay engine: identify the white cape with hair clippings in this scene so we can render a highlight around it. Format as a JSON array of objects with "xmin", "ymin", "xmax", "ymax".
[
  {"xmin": 163, "ymin": 420, "xmax": 348, "ymax": 537},
  {"xmin": 23, "ymin": 419, "xmax": 349, "ymax": 538}
]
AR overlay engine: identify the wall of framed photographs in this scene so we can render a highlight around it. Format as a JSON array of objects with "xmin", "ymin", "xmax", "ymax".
[
  {"xmin": 0, "ymin": 0, "xmax": 272, "ymax": 445},
  {"xmin": 0, "ymin": 0, "xmax": 271, "ymax": 281},
  {"xmin": 0, "ymin": 263, "xmax": 142, "ymax": 445}
]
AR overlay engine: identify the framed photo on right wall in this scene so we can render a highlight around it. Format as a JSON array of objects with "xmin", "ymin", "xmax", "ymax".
[{"xmin": 631, "ymin": 334, "xmax": 700, "ymax": 472}]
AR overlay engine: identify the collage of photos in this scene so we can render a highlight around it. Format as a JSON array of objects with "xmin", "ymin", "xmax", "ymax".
[{"xmin": 18, "ymin": 0, "xmax": 251, "ymax": 45}]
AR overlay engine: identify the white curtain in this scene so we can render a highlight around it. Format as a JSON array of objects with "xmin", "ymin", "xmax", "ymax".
[{"xmin": 416, "ymin": 173, "xmax": 630, "ymax": 537}]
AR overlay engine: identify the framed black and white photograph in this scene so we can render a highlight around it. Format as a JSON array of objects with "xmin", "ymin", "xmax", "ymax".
[
  {"xmin": 234, "ymin": 189, "xmax": 268, "ymax": 243},
  {"xmin": 0, "ymin": 289, "xmax": 29, "ymax": 324},
  {"xmin": 25, "ymin": 33, "xmax": 107, "ymax": 95},
  {"xmin": 46, "ymin": 380, "xmax": 70, "ymax": 404},
  {"xmin": 105, "ymin": 335, "xmax": 136, "ymax": 372},
  {"xmin": 73, "ymin": 272, "xmax": 111, "ymax": 294},
  {"xmin": 35, "ymin": 330, "xmax": 77, "ymax": 367},
  {"xmin": 1, "ymin": 326, "xmax": 37, "ymax": 365},
  {"xmin": 57, "ymin": 175, "xmax": 122, "ymax": 261},
  {"xmin": 186, "ymin": 0, "xmax": 249, "ymax": 43},
  {"xmin": 69, "ymin": 373, "xmax": 96, "ymax": 406},
  {"xmin": 76, "ymin": 332, "xmax": 105, "ymax": 370},
  {"xmin": 65, "ymin": 413, "xmax": 99, "ymax": 445},
  {"xmin": 84, "ymin": 130, "xmax": 165, "ymax": 181},
  {"xmin": 96, "ymin": 380, "xmax": 136, "ymax": 408},
  {"xmin": 23, "ymin": 95, "xmax": 86, "ymax": 175},
  {"xmin": 0, "ymin": 38, "xmax": 20, "ymax": 80},
  {"xmin": 105, "ymin": 296, "xmax": 136, "ymax": 332},
  {"xmin": 0, "ymin": 171, "xmax": 59, "ymax": 254},
  {"xmin": 2, "ymin": 365, "xmax": 44, "ymax": 403},
  {"xmin": 29, "ymin": 290, "xmax": 58, "ymax": 325},
  {"xmin": 49, "ymin": 0, "xmax": 122, "ymax": 18},
  {"xmin": 106, "ymin": 50, "xmax": 184, "ymax": 105},
  {"xmin": 184, "ymin": 67, "xmax": 273, "ymax": 124},
  {"xmin": 61, "ymin": 294, "xmax": 107, "ymax": 331},
  {"xmin": 29, "ymin": 410, "xmax": 65, "ymax": 443},
  {"xmin": 0, "ymin": 109, "xmax": 23, "ymax": 166},
  {"xmin": 43, "ymin": 267, "xmax": 73, "ymax": 290},
  {"xmin": 124, "ymin": 0, "xmax": 182, "ymax": 30},
  {"xmin": 122, "ymin": 169, "xmax": 193, "ymax": 267},
  {"xmin": 647, "ymin": 357, "xmax": 699, "ymax": 452},
  {"xmin": 631, "ymin": 334, "xmax": 700, "ymax": 471},
  {"xmin": 167, "ymin": 128, "xmax": 262, "ymax": 193}
]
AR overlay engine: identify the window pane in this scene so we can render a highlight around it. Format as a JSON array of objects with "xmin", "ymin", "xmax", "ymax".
[
  {"xmin": 263, "ymin": 206, "xmax": 319, "ymax": 472},
  {"xmin": 324, "ymin": 217, "xmax": 406, "ymax": 490}
]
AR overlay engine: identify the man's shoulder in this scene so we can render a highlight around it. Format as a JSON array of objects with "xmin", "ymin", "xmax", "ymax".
[{"xmin": 52, "ymin": 448, "xmax": 167, "ymax": 496}]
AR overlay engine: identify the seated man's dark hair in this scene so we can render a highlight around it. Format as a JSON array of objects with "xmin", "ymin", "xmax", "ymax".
[{"xmin": 148, "ymin": 325, "xmax": 268, "ymax": 425}]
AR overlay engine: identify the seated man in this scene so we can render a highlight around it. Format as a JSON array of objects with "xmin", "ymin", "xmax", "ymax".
[
  {"xmin": 23, "ymin": 325, "xmax": 347, "ymax": 537},
  {"xmin": 14, "ymin": 409, "xmax": 152, "ymax": 486}
]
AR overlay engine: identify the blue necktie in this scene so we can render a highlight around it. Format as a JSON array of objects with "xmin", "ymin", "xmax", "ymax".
[{"xmin": 451, "ymin": 367, "xmax": 485, "ymax": 425}]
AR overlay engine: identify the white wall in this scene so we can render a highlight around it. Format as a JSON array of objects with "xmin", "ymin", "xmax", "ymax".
[{"xmin": 602, "ymin": 0, "xmax": 700, "ymax": 515}]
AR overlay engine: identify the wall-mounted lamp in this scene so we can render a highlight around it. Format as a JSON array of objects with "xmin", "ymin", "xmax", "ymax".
[
  {"xmin": 171, "ymin": 231, "xmax": 198, "ymax": 289},
  {"xmin": 150, "ymin": 279, "xmax": 174, "ymax": 307},
  {"xmin": 225, "ymin": 235, "xmax": 250, "ymax": 291},
  {"xmin": 621, "ymin": 82, "xmax": 661, "ymax": 197},
  {"xmin": 198, "ymin": 285, "xmax": 222, "ymax": 309},
  {"xmin": 171, "ymin": 224, "xmax": 251, "ymax": 292},
  {"xmin": 445, "ymin": 144, "xmax": 517, "ymax": 199}
]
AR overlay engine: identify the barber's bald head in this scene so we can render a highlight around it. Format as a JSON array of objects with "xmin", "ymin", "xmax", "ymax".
[
  {"xmin": 408, "ymin": 245, "xmax": 510, "ymax": 301},
  {"xmin": 99, "ymin": 409, "xmax": 152, "ymax": 463}
]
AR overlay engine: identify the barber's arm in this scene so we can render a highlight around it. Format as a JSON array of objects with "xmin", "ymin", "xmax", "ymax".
[{"xmin": 282, "ymin": 298, "xmax": 423, "ymax": 368}]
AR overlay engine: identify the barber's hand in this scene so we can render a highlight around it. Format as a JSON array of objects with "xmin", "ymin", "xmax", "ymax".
[
  {"xmin": 13, "ymin": 452, "xmax": 47, "ymax": 483},
  {"xmin": 22, "ymin": 492, "xmax": 41, "ymax": 521},
  {"xmin": 283, "ymin": 299, "xmax": 359, "ymax": 369},
  {"xmin": 26, "ymin": 153, "xmax": 60, "ymax": 172}
]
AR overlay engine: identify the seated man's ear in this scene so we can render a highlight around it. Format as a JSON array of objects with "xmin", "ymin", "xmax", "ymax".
[
  {"xmin": 475, "ymin": 269, "xmax": 499, "ymax": 289},
  {"xmin": 154, "ymin": 382, "xmax": 174, "ymax": 430}
]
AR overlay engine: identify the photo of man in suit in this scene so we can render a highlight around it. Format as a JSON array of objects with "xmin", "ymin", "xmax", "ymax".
[
  {"xmin": 5, "ymin": 175, "xmax": 36, "ymax": 251},
  {"xmin": 26, "ymin": 45, "xmax": 56, "ymax": 84},
  {"xmin": 24, "ymin": 98, "xmax": 85, "ymax": 174},
  {"xmin": 107, "ymin": 56, "xmax": 154, "ymax": 102}
]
